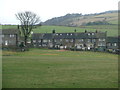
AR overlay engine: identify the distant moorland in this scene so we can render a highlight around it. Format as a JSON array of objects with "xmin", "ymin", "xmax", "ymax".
[{"xmin": 42, "ymin": 10, "xmax": 118, "ymax": 26}]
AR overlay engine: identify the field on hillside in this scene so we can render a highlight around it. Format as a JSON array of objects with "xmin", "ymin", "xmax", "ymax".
[
  {"xmin": 2, "ymin": 24, "xmax": 118, "ymax": 36},
  {"xmin": 33, "ymin": 25, "xmax": 118, "ymax": 36},
  {"xmin": 2, "ymin": 48, "xmax": 118, "ymax": 88},
  {"xmin": 43, "ymin": 11, "xmax": 118, "ymax": 26},
  {"xmin": 2, "ymin": 25, "xmax": 17, "ymax": 29}
]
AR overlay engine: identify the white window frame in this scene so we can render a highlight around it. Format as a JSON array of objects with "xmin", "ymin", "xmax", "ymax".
[
  {"xmin": 98, "ymin": 43, "xmax": 105, "ymax": 46},
  {"xmin": 92, "ymin": 33, "xmax": 95, "ymax": 35},
  {"xmin": 99, "ymin": 38, "xmax": 105, "ymax": 41},
  {"xmin": 33, "ymin": 40, "xmax": 36, "ymax": 43},
  {"xmin": 65, "ymin": 39, "xmax": 69, "ymax": 42},
  {"xmin": 70, "ymin": 39, "xmax": 73, "ymax": 42},
  {"xmin": 88, "ymin": 33, "xmax": 90, "ymax": 36},
  {"xmin": 10, "ymin": 34, "xmax": 15, "ymax": 38},
  {"xmin": 87, "ymin": 39, "xmax": 91, "ymax": 42},
  {"xmin": 114, "ymin": 43, "xmax": 117, "ymax": 46},
  {"xmin": 43, "ymin": 39, "xmax": 47, "ymax": 43},
  {"xmin": 60, "ymin": 39, "xmax": 62, "ymax": 42},
  {"xmin": 79, "ymin": 39, "xmax": 83, "ymax": 42},
  {"xmin": 38, "ymin": 40, "xmax": 41, "ymax": 43},
  {"xmin": 5, "ymin": 40, "xmax": 8, "ymax": 45}
]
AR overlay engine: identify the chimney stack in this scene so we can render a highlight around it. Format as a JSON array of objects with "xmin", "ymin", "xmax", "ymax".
[
  {"xmin": 52, "ymin": 29, "xmax": 55, "ymax": 34},
  {"xmin": 85, "ymin": 30, "xmax": 87, "ymax": 33},
  {"xmin": 74, "ymin": 29, "xmax": 77, "ymax": 33}
]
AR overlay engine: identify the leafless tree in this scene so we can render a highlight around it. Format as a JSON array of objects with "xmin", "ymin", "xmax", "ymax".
[{"xmin": 15, "ymin": 11, "xmax": 40, "ymax": 45}]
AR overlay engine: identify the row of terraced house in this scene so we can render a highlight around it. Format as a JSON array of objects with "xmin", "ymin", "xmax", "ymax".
[{"xmin": 1, "ymin": 29, "xmax": 119, "ymax": 53}]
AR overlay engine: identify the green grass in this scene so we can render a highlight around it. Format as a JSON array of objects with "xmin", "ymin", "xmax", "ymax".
[
  {"xmin": 2, "ymin": 25, "xmax": 17, "ymax": 29},
  {"xmin": 2, "ymin": 24, "xmax": 118, "ymax": 36},
  {"xmin": 2, "ymin": 48, "xmax": 118, "ymax": 88},
  {"xmin": 33, "ymin": 25, "xmax": 118, "ymax": 36}
]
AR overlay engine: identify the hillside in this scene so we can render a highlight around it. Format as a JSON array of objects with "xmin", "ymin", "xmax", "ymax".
[
  {"xmin": 42, "ymin": 10, "xmax": 118, "ymax": 27},
  {"xmin": 2, "ymin": 24, "xmax": 118, "ymax": 37},
  {"xmin": 32, "ymin": 25, "xmax": 118, "ymax": 37}
]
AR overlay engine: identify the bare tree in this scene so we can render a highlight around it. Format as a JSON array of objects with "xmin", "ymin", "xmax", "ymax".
[{"xmin": 15, "ymin": 11, "xmax": 40, "ymax": 45}]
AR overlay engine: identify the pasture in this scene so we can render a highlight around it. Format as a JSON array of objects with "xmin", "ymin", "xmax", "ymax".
[
  {"xmin": 33, "ymin": 25, "xmax": 118, "ymax": 37},
  {"xmin": 2, "ymin": 24, "xmax": 118, "ymax": 37},
  {"xmin": 2, "ymin": 48, "xmax": 118, "ymax": 88}
]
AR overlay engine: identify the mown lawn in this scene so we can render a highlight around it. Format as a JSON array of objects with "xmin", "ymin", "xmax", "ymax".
[{"xmin": 2, "ymin": 48, "xmax": 118, "ymax": 88}]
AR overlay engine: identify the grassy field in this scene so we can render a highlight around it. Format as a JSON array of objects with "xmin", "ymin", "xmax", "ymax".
[
  {"xmin": 33, "ymin": 25, "xmax": 118, "ymax": 36},
  {"xmin": 2, "ymin": 48, "xmax": 118, "ymax": 88},
  {"xmin": 2, "ymin": 24, "xmax": 118, "ymax": 37},
  {"xmin": 2, "ymin": 25, "xmax": 17, "ymax": 30}
]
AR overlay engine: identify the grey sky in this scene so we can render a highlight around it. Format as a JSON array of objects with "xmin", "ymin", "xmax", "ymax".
[{"xmin": 0, "ymin": 0, "xmax": 119, "ymax": 24}]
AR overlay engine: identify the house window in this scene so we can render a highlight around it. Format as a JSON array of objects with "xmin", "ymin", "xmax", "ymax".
[
  {"xmin": 92, "ymin": 33, "xmax": 95, "ymax": 35},
  {"xmin": 98, "ymin": 43, "xmax": 105, "ymax": 46},
  {"xmin": 87, "ymin": 39, "xmax": 91, "ymax": 42},
  {"xmin": 92, "ymin": 39, "xmax": 96, "ymax": 42},
  {"xmin": 33, "ymin": 44, "xmax": 36, "ymax": 46},
  {"xmin": 43, "ymin": 40, "xmax": 47, "ymax": 42},
  {"xmin": 33, "ymin": 40, "xmax": 36, "ymax": 43},
  {"xmin": 56, "ymin": 34, "xmax": 58, "ymax": 35},
  {"xmin": 67, "ymin": 34, "xmax": 69, "ymax": 36},
  {"xmin": 48, "ymin": 40, "xmax": 51, "ymax": 42},
  {"xmin": 43, "ymin": 44, "xmax": 47, "ymax": 46},
  {"xmin": 88, "ymin": 33, "xmax": 90, "ymax": 36},
  {"xmin": 108, "ymin": 43, "xmax": 111, "ymax": 46},
  {"xmin": 10, "ymin": 34, "xmax": 15, "ymax": 37},
  {"xmin": 54, "ymin": 39, "xmax": 56, "ymax": 42},
  {"xmin": 60, "ymin": 34, "xmax": 62, "ymax": 35},
  {"xmin": 38, "ymin": 40, "xmax": 41, "ymax": 43},
  {"xmin": 66, "ymin": 39, "xmax": 69, "ymax": 42},
  {"xmin": 70, "ymin": 39, "xmax": 73, "ymax": 42},
  {"xmin": 79, "ymin": 39, "xmax": 83, "ymax": 42},
  {"xmin": 5, "ymin": 40, "xmax": 8, "ymax": 45},
  {"xmin": 70, "ymin": 34, "xmax": 73, "ymax": 35},
  {"xmin": 60, "ymin": 39, "xmax": 62, "ymax": 42},
  {"xmin": 99, "ymin": 38, "xmax": 105, "ymax": 41},
  {"xmin": 114, "ymin": 43, "xmax": 117, "ymax": 46}
]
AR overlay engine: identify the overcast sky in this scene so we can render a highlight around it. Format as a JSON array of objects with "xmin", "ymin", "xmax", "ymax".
[{"xmin": 0, "ymin": 0, "xmax": 119, "ymax": 24}]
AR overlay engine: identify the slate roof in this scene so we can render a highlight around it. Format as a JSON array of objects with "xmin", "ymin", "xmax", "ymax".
[
  {"xmin": 75, "ymin": 32, "xmax": 106, "ymax": 39},
  {"xmin": 107, "ymin": 37, "xmax": 118, "ymax": 43},
  {"xmin": 32, "ymin": 31, "xmax": 107, "ymax": 40},
  {"xmin": 43, "ymin": 33, "xmax": 53, "ymax": 39},
  {"xmin": 54, "ymin": 33, "xmax": 75, "ymax": 39},
  {"xmin": 2, "ymin": 29, "xmax": 19, "ymax": 34},
  {"xmin": 32, "ymin": 33, "xmax": 43, "ymax": 39}
]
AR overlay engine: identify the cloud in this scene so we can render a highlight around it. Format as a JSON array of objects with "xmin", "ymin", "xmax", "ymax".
[{"xmin": 0, "ymin": 0, "xmax": 119, "ymax": 24}]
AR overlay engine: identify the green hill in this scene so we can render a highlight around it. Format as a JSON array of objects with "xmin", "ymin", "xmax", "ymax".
[
  {"xmin": 33, "ymin": 25, "xmax": 118, "ymax": 37},
  {"xmin": 2, "ymin": 24, "xmax": 118, "ymax": 37},
  {"xmin": 2, "ymin": 10, "xmax": 118, "ymax": 37},
  {"xmin": 43, "ymin": 10, "xmax": 118, "ymax": 26}
]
